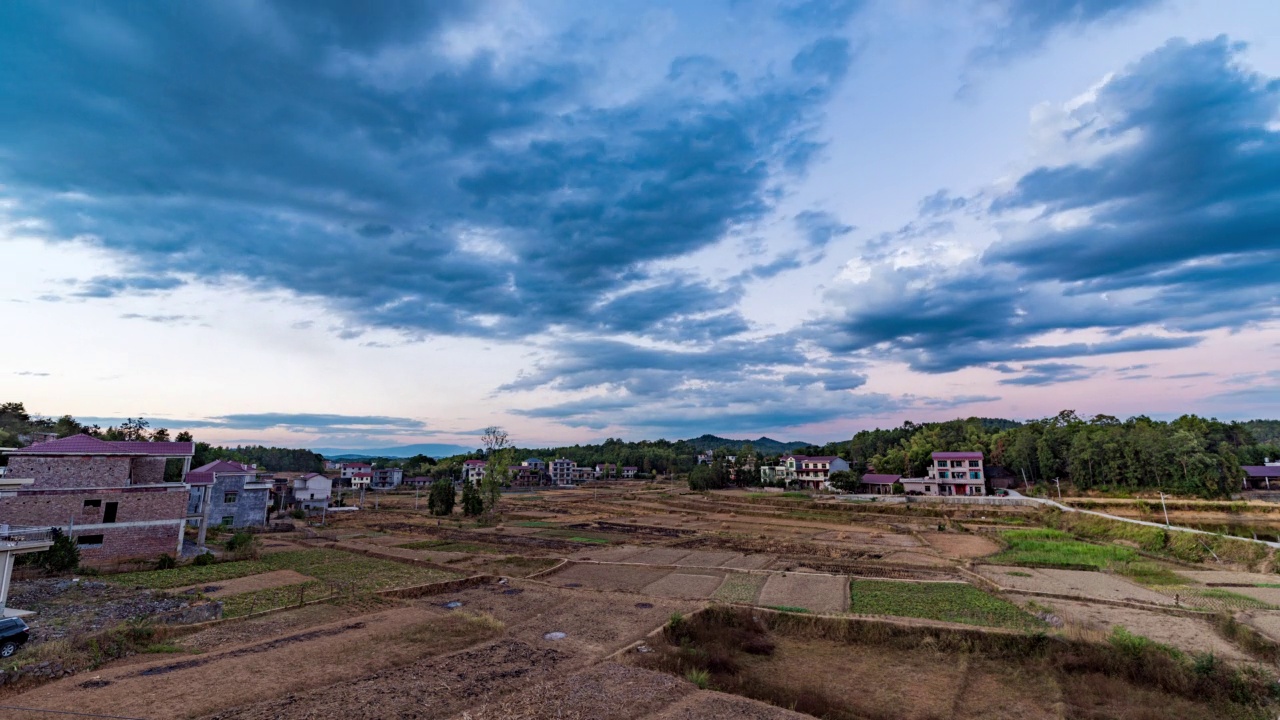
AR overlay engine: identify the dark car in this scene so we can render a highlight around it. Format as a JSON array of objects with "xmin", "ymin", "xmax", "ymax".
[{"xmin": 0, "ymin": 617, "xmax": 31, "ymax": 657}]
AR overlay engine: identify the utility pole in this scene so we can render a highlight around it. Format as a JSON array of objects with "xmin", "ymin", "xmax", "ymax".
[
  {"xmin": 1054, "ymin": 477, "xmax": 1061, "ymax": 501},
  {"xmin": 1160, "ymin": 491, "xmax": 1170, "ymax": 526}
]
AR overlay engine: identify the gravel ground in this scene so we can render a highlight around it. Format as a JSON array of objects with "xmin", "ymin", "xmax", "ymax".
[
  {"xmin": 8, "ymin": 578, "xmax": 196, "ymax": 642},
  {"xmin": 757, "ymin": 573, "xmax": 849, "ymax": 614},
  {"xmin": 720, "ymin": 554, "xmax": 775, "ymax": 570}
]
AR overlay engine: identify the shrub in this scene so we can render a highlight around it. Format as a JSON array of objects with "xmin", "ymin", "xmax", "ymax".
[
  {"xmin": 428, "ymin": 479, "xmax": 456, "ymax": 516},
  {"xmin": 155, "ymin": 554, "xmax": 178, "ymax": 570},
  {"xmin": 461, "ymin": 480, "xmax": 484, "ymax": 517},
  {"xmin": 685, "ymin": 668, "xmax": 710, "ymax": 689},
  {"xmin": 289, "ymin": 509, "xmax": 306, "ymax": 520},
  {"xmin": 30, "ymin": 528, "xmax": 81, "ymax": 573},
  {"xmin": 225, "ymin": 531, "xmax": 255, "ymax": 552},
  {"xmin": 192, "ymin": 552, "xmax": 215, "ymax": 566}
]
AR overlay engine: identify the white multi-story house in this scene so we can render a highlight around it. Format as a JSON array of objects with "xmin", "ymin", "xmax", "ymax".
[
  {"xmin": 463, "ymin": 459, "xmax": 487, "ymax": 484},
  {"xmin": 550, "ymin": 458, "xmax": 575, "ymax": 484},
  {"xmin": 340, "ymin": 462, "xmax": 371, "ymax": 479},
  {"xmin": 760, "ymin": 455, "xmax": 850, "ymax": 490},
  {"xmin": 902, "ymin": 452, "xmax": 986, "ymax": 496}
]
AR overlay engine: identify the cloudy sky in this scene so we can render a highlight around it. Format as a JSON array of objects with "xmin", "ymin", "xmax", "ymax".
[{"xmin": 3, "ymin": 0, "xmax": 1278, "ymax": 450}]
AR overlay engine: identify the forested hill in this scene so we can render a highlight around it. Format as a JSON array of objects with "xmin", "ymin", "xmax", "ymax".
[
  {"xmin": 684, "ymin": 435, "xmax": 811, "ymax": 454},
  {"xmin": 1244, "ymin": 420, "xmax": 1280, "ymax": 445}
]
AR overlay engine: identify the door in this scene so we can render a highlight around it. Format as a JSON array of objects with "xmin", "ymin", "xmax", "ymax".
[{"xmin": 103, "ymin": 501, "xmax": 119, "ymax": 523}]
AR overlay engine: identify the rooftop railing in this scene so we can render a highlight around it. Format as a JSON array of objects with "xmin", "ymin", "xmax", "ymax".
[{"xmin": 0, "ymin": 525, "xmax": 55, "ymax": 545}]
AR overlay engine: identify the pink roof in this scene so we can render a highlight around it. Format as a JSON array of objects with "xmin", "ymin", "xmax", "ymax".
[
  {"xmin": 185, "ymin": 471, "xmax": 215, "ymax": 486},
  {"xmin": 6, "ymin": 434, "xmax": 194, "ymax": 457},
  {"xmin": 463, "ymin": 459, "xmax": 487, "ymax": 466},
  {"xmin": 344, "ymin": 462, "xmax": 372, "ymax": 468},
  {"xmin": 1244, "ymin": 466, "xmax": 1280, "ymax": 478},
  {"xmin": 788, "ymin": 455, "xmax": 838, "ymax": 462},
  {"xmin": 861, "ymin": 474, "xmax": 901, "ymax": 484},
  {"xmin": 353, "ymin": 471, "xmax": 372, "ymax": 478},
  {"xmin": 932, "ymin": 451, "xmax": 984, "ymax": 460}
]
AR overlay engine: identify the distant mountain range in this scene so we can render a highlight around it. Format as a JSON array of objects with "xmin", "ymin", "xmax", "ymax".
[
  {"xmin": 312, "ymin": 443, "xmax": 474, "ymax": 459},
  {"xmin": 683, "ymin": 434, "xmax": 812, "ymax": 454}
]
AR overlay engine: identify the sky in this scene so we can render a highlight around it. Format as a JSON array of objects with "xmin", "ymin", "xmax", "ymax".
[{"xmin": 2, "ymin": 0, "xmax": 1278, "ymax": 451}]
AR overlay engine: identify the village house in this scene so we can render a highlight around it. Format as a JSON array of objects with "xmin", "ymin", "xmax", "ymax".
[
  {"xmin": 370, "ymin": 467, "xmax": 403, "ymax": 490},
  {"xmin": 549, "ymin": 458, "xmax": 575, "ymax": 484},
  {"xmin": 349, "ymin": 471, "xmax": 371, "ymax": 490},
  {"xmin": 622, "ymin": 466, "xmax": 638, "ymax": 478},
  {"xmin": 760, "ymin": 455, "xmax": 850, "ymax": 491},
  {"xmin": 902, "ymin": 452, "xmax": 987, "ymax": 496},
  {"xmin": 859, "ymin": 473, "xmax": 901, "ymax": 495},
  {"xmin": 339, "ymin": 462, "xmax": 371, "ymax": 479},
  {"xmin": 0, "ymin": 434, "xmax": 194, "ymax": 565},
  {"xmin": 463, "ymin": 459, "xmax": 487, "ymax": 484},
  {"xmin": 291, "ymin": 473, "xmax": 332, "ymax": 512},
  {"xmin": 185, "ymin": 460, "xmax": 272, "ymax": 543},
  {"xmin": 595, "ymin": 463, "xmax": 616, "ymax": 479}
]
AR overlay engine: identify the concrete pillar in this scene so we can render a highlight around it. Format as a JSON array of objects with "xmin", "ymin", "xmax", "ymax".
[
  {"xmin": 0, "ymin": 551, "xmax": 14, "ymax": 613},
  {"xmin": 196, "ymin": 485, "xmax": 212, "ymax": 547}
]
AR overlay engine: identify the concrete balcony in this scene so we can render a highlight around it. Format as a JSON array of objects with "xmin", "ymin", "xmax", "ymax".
[{"xmin": 0, "ymin": 525, "xmax": 55, "ymax": 553}]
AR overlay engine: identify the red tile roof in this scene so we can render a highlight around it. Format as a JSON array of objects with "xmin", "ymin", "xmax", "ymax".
[
  {"xmin": 6, "ymin": 434, "xmax": 194, "ymax": 457},
  {"xmin": 931, "ymin": 451, "xmax": 984, "ymax": 460},
  {"xmin": 861, "ymin": 474, "xmax": 901, "ymax": 484}
]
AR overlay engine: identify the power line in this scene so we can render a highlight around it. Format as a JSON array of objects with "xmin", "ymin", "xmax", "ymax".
[{"xmin": 0, "ymin": 704, "xmax": 151, "ymax": 720}]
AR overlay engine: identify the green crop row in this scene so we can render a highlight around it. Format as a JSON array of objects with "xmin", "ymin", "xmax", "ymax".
[{"xmin": 849, "ymin": 580, "xmax": 1045, "ymax": 631}]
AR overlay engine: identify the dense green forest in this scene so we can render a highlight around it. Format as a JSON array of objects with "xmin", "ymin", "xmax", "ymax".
[
  {"xmin": 844, "ymin": 411, "xmax": 1280, "ymax": 498},
  {"xmin": 191, "ymin": 443, "xmax": 323, "ymax": 472}
]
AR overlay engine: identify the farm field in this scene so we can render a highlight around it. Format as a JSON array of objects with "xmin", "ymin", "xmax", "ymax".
[
  {"xmin": 849, "ymin": 580, "xmax": 1043, "ymax": 630},
  {"xmin": 8, "ymin": 483, "xmax": 1280, "ymax": 719}
]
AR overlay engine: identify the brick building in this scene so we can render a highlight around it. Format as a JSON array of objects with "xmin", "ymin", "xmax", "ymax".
[
  {"xmin": 185, "ymin": 460, "xmax": 272, "ymax": 540},
  {"xmin": 0, "ymin": 434, "xmax": 194, "ymax": 565}
]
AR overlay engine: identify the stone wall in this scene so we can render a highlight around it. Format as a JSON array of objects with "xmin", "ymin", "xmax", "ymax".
[{"xmin": 7, "ymin": 456, "xmax": 131, "ymax": 489}]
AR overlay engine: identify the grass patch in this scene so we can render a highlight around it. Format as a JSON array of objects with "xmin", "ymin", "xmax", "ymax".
[
  {"xmin": 991, "ymin": 529, "xmax": 1137, "ymax": 569},
  {"xmin": 1184, "ymin": 588, "xmax": 1275, "ymax": 611},
  {"xmin": 1006, "ymin": 571, "xmax": 1033, "ymax": 577},
  {"xmin": 512, "ymin": 521, "xmax": 559, "ymax": 528},
  {"xmin": 1111, "ymin": 561, "xmax": 1188, "ymax": 586},
  {"xmin": 849, "ymin": 580, "xmax": 1045, "ymax": 631},
  {"xmin": 765, "ymin": 605, "xmax": 810, "ymax": 613},
  {"xmin": 106, "ymin": 559, "xmax": 274, "ymax": 590}
]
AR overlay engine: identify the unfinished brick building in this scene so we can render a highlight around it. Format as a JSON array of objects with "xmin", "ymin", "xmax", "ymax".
[{"xmin": 0, "ymin": 434, "xmax": 194, "ymax": 565}]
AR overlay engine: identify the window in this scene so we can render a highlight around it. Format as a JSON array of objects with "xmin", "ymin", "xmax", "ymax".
[
  {"xmin": 924, "ymin": 486, "xmax": 931, "ymax": 492},
  {"xmin": 83, "ymin": 499, "xmax": 101, "ymax": 509},
  {"xmin": 970, "ymin": 472, "xmax": 980, "ymax": 480},
  {"xmin": 103, "ymin": 501, "xmax": 118, "ymax": 523},
  {"xmin": 221, "ymin": 516, "xmax": 235, "ymax": 526},
  {"xmin": 938, "ymin": 471, "xmax": 948, "ymax": 479},
  {"xmin": 224, "ymin": 492, "xmax": 238, "ymax": 504},
  {"xmin": 969, "ymin": 460, "xmax": 979, "ymax": 467},
  {"xmin": 76, "ymin": 534, "xmax": 104, "ymax": 547}
]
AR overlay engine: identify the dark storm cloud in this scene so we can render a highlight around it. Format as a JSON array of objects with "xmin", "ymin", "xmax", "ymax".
[
  {"xmin": 0, "ymin": 1, "xmax": 850, "ymax": 346},
  {"xmin": 816, "ymin": 36, "xmax": 1276, "ymax": 379}
]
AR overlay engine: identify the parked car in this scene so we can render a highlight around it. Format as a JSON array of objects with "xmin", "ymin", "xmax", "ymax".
[{"xmin": 0, "ymin": 617, "xmax": 30, "ymax": 657}]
